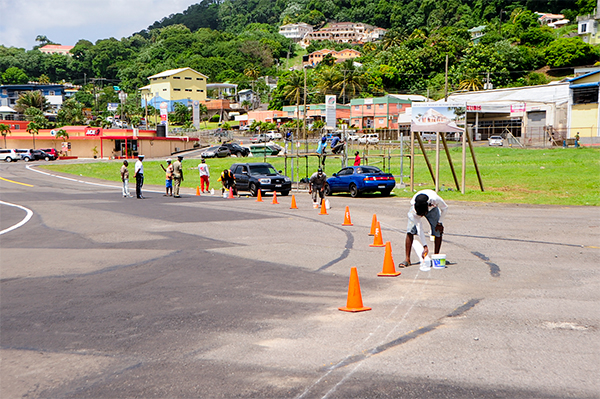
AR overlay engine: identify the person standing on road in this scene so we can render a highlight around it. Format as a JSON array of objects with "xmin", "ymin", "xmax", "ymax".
[
  {"xmin": 198, "ymin": 159, "xmax": 210, "ymax": 193},
  {"xmin": 309, "ymin": 168, "xmax": 327, "ymax": 208},
  {"xmin": 399, "ymin": 189, "xmax": 448, "ymax": 267},
  {"xmin": 353, "ymin": 151, "xmax": 361, "ymax": 166},
  {"xmin": 161, "ymin": 158, "xmax": 173, "ymax": 196},
  {"xmin": 172, "ymin": 155, "xmax": 184, "ymax": 198},
  {"xmin": 120, "ymin": 160, "xmax": 132, "ymax": 197},
  {"xmin": 134, "ymin": 155, "xmax": 145, "ymax": 199}
]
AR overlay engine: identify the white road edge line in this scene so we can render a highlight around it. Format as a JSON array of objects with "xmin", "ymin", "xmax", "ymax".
[{"xmin": 0, "ymin": 200, "xmax": 33, "ymax": 235}]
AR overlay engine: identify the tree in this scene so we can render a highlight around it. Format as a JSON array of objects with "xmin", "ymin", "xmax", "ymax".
[
  {"xmin": 2, "ymin": 67, "xmax": 29, "ymax": 84},
  {"xmin": 58, "ymin": 99, "xmax": 86, "ymax": 125},
  {"xmin": 458, "ymin": 70, "xmax": 483, "ymax": 91},
  {"xmin": 26, "ymin": 122, "xmax": 40, "ymax": 149},
  {"xmin": 15, "ymin": 91, "xmax": 51, "ymax": 113},
  {"xmin": 543, "ymin": 37, "xmax": 599, "ymax": 68},
  {"xmin": 244, "ymin": 64, "xmax": 260, "ymax": 102},
  {"xmin": 241, "ymin": 100, "xmax": 252, "ymax": 111},
  {"xmin": 173, "ymin": 102, "xmax": 191, "ymax": 125},
  {"xmin": 280, "ymin": 70, "xmax": 305, "ymax": 141},
  {"xmin": 0, "ymin": 123, "xmax": 10, "ymax": 148},
  {"xmin": 315, "ymin": 65, "xmax": 341, "ymax": 95},
  {"xmin": 198, "ymin": 103, "xmax": 208, "ymax": 128},
  {"xmin": 333, "ymin": 60, "xmax": 366, "ymax": 103}
]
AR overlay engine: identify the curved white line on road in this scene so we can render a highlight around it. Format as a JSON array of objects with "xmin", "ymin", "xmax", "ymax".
[
  {"xmin": 26, "ymin": 164, "xmax": 164, "ymax": 193},
  {"xmin": 0, "ymin": 200, "xmax": 34, "ymax": 235}
]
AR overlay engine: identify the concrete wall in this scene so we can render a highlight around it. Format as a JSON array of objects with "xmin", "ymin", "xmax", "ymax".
[{"xmin": 570, "ymin": 103, "xmax": 599, "ymax": 137}]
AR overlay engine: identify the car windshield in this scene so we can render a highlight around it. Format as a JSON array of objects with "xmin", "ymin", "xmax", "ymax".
[
  {"xmin": 359, "ymin": 166, "xmax": 383, "ymax": 174},
  {"xmin": 249, "ymin": 164, "xmax": 278, "ymax": 175}
]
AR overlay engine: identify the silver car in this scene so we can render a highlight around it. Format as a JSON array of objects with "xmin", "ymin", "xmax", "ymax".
[{"xmin": 488, "ymin": 136, "xmax": 504, "ymax": 146}]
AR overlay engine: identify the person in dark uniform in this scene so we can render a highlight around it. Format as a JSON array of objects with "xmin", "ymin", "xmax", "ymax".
[{"xmin": 134, "ymin": 155, "xmax": 145, "ymax": 199}]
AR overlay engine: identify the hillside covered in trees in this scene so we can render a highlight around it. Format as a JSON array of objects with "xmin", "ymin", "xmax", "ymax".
[{"xmin": 0, "ymin": 0, "xmax": 598, "ymax": 117}]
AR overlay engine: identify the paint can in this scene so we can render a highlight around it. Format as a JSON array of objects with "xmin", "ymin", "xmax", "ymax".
[{"xmin": 431, "ymin": 254, "xmax": 446, "ymax": 269}]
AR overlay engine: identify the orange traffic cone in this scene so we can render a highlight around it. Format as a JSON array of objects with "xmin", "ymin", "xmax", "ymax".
[
  {"xmin": 368, "ymin": 214, "xmax": 378, "ymax": 236},
  {"xmin": 272, "ymin": 191, "xmax": 279, "ymax": 204},
  {"xmin": 290, "ymin": 195, "xmax": 298, "ymax": 209},
  {"xmin": 256, "ymin": 189, "xmax": 263, "ymax": 202},
  {"xmin": 342, "ymin": 206, "xmax": 353, "ymax": 226},
  {"xmin": 319, "ymin": 198, "xmax": 328, "ymax": 215},
  {"xmin": 378, "ymin": 241, "xmax": 401, "ymax": 277},
  {"xmin": 369, "ymin": 221, "xmax": 385, "ymax": 247},
  {"xmin": 339, "ymin": 267, "xmax": 371, "ymax": 312},
  {"xmin": 228, "ymin": 187, "xmax": 234, "ymax": 199},
  {"xmin": 196, "ymin": 186, "xmax": 201, "ymax": 196}
]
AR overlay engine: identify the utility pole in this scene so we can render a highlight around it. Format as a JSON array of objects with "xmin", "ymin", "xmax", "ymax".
[
  {"xmin": 303, "ymin": 66, "xmax": 308, "ymax": 153},
  {"xmin": 444, "ymin": 54, "xmax": 449, "ymax": 101}
]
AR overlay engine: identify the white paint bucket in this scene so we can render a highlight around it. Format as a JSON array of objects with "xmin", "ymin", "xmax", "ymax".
[{"xmin": 431, "ymin": 254, "xmax": 446, "ymax": 269}]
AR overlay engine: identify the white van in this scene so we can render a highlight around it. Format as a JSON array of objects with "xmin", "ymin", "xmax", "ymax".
[
  {"xmin": 358, "ymin": 133, "xmax": 379, "ymax": 144},
  {"xmin": 0, "ymin": 149, "xmax": 20, "ymax": 162}
]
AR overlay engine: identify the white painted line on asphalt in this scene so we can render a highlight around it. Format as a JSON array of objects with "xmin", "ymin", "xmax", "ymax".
[
  {"xmin": 25, "ymin": 164, "xmax": 164, "ymax": 193},
  {"xmin": 0, "ymin": 200, "xmax": 33, "ymax": 235}
]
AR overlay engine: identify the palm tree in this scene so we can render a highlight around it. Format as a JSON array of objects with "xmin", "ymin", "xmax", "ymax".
[
  {"xmin": 315, "ymin": 66, "xmax": 341, "ymax": 96},
  {"xmin": 15, "ymin": 91, "xmax": 51, "ymax": 114},
  {"xmin": 244, "ymin": 65, "xmax": 260, "ymax": 103},
  {"xmin": 0, "ymin": 123, "xmax": 11, "ymax": 148},
  {"xmin": 382, "ymin": 29, "xmax": 406, "ymax": 50},
  {"xmin": 333, "ymin": 60, "xmax": 365, "ymax": 103},
  {"xmin": 362, "ymin": 42, "xmax": 377, "ymax": 53},
  {"xmin": 281, "ymin": 70, "xmax": 304, "ymax": 139},
  {"xmin": 27, "ymin": 122, "xmax": 40, "ymax": 149},
  {"xmin": 241, "ymin": 100, "xmax": 252, "ymax": 111},
  {"xmin": 38, "ymin": 74, "xmax": 50, "ymax": 84},
  {"xmin": 459, "ymin": 70, "xmax": 483, "ymax": 91},
  {"xmin": 198, "ymin": 103, "xmax": 208, "ymax": 128}
]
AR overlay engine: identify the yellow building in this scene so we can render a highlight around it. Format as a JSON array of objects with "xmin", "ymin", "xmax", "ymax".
[
  {"xmin": 568, "ymin": 70, "xmax": 600, "ymax": 138},
  {"xmin": 140, "ymin": 67, "xmax": 208, "ymax": 112}
]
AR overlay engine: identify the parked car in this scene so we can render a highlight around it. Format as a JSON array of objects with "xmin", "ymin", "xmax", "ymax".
[
  {"xmin": 324, "ymin": 165, "xmax": 395, "ymax": 197},
  {"xmin": 33, "ymin": 150, "xmax": 56, "ymax": 161},
  {"xmin": 266, "ymin": 131, "xmax": 282, "ymax": 140},
  {"xmin": 249, "ymin": 134, "xmax": 270, "ymax": 143},
  {"xmin": 230, "ymin": 162, "xmax": 292, "ymax": 197},
  {"xmin": 200, "ymin": 145, "xmax": 231, "ymax": 158},
  {"xmin": 40, "ymin": 148, "xmax": 59, "ymax": 158},
  {"xmin": 221, "ymin": 142, "xmax": 250, "ymax": 157},
  {"xmin": 488, "ymin": 136, "xmax": 504, "ymax": 146},
  {"xmin": 15, "ymin": 149, "xmax": 34, "ymax": 162},
  {"xmin": 346, "ymin": 132, "xmax": 360, "ymax": 141},
  {"xmin": 0, "ymin": 149, "xmax": 20, "ymax": 162},
  {"xmin": 249, "ymin": 143, "xmax": 282, "ymax": 156},
  {"xmin": 239, "ymin": 125, "xmax": 250, "ymax": 131},
  {"xmin": 358, "ymin": 133, "xmax": 380, "ymax": 145}
]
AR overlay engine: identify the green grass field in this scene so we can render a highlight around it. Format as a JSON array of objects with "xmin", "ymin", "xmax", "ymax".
[{"xmin": 41, "ymin": 145, "xmax": 600, "ymax": 206}]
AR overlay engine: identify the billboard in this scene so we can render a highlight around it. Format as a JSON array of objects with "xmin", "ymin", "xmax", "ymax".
[
  {"xmin": 325, "ymin": 95, "xmax": 336, "ymax": 128},
  {"xmin": 411, "ymin": 103, "xmax": 466, "ymax": 133}
]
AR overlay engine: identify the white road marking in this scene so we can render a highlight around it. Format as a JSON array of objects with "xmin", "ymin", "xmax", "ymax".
[{"xmin": 0, "ymin": 200, "xmax": 33, "ymax": 235}]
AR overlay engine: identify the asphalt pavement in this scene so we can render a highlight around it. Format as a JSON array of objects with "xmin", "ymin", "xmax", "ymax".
[{"xmin": 1, "ymin": 160, "xmax": 598, "ymax": 398}]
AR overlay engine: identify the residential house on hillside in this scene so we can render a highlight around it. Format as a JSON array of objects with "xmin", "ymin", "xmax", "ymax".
[
  {"xmin": 567, "ymin": 70, "xmax": 600, "ymax": 138},
  {"xmin": 468, "ymin": 26, "xmax": 486, "ymax": 43},
  {"xmin": 303, "ymin": 48, "xmax": 362, "ymax": 67},
  {"xmin": 300, "ymin": 22, "xmax": 385, "ymax": 48},
  {"xmin": 140, "ymin": 67, "xmax": 208, "ymax": 112},
  {"xmin": 577, "ymin": 11, "xmax": 600, "ymax": 44},
  {"xmin": 38, "ymin": 45, "xmax": 74, "ymax": 55},
  {"xmin": 278, "ymin": 23, "xmax": 313, "ymax": 42},
  {"xmin": 0, "ymin": 84, "xmax": 65, "ymax": 117}
]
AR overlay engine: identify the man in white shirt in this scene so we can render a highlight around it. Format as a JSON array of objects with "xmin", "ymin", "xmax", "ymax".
[
  {"xmin": 198, "ymin": 159, "xmax": 210, "ymax": 193},
  {"xmin": 134, "ymin": 155, "xmax": 145, "ymax": 199},
  {"xmin": 399, "ymin": 189, "xmax": 448, "ymax": 267}
]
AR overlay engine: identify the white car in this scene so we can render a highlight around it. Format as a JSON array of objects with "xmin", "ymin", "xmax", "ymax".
[
  {"xmin": 488, "ymin": 136, "xmax": 503, "ymax": 146},
  {"xmin": 358, "ymin": 133, "xmax": 379, "ymax": 144},
  {"xmin": 0, "ymin": 149, "xmax": 19, "ymax": 162},
  {"xmin": 346, "ymin": 132, "xmax": 359, "ymax": 141},
  {"xmin": 266, "ymin": 131, "xmax": 282, "ymax": 140}
]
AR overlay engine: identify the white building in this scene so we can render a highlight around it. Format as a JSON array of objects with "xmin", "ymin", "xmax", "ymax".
[{"xmin": 278, "ymin": 23, "xmax": 313, "ymax": 42}]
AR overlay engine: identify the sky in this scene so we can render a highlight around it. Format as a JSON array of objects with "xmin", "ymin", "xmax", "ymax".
[{"xmin": 0, "ymin": 0, "xmax": 199, "ymax": 50}]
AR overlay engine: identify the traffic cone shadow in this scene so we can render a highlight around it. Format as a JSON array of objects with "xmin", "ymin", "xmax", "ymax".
[
  {"xmin": 369, "ymin": 214, "xmax": 378, "ymax": 236},
  {"xmin": 339, "ymin": 267, "xmax": 371, "ymax": 312},
  {"xmin": 369, "ymin": 221, "xmax": 385, "ymax": 247},
  {"xmin": 256, "ymin": 189, "xmax": 263, "ymax": 202},
  {"xmin": 272, "ymin": 191, "xmax": 279, "ymax": 204},
  {"xmin": 378, "ymin": 241, "xmax": 401, "ymax": 277},
  {"xmin": 290, "ymin": 195, "xmax": 298, "ymax": 209},
  {"xmin": 342, "ymin": 206, "xmax": 353, "ymax": 226}
]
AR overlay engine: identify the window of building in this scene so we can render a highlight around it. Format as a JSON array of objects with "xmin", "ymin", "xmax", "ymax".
[
  {"xmin": 572, "ymin": 86, "xmax": 599, "ymax": 104},
  {"xmin": 355, "ymin": 105, "xmax": 359, "ymax": 110},
  {"xmin": 174, "ymin": 88, "xmax": 181, "ymax": 91},
  {"xmin": 581, "ymin": 23, "xmax": 587, "ymax": 33},
  {"xmin": 173, "ymin": 76, "xmax": 181, "ymax": 79},
  {"xmin": 49, "ymin": 90, "xmax": 55, "ymax": 96},
  {"xmin": 366, "ymin": 105, "xmax": 372, "ymax": 110},
  {"xmin": 185, "ymin": 77, "xmax": 192, "ymax": 80},
  {"xmin": 378, "ymin": 104, "xmax": 384, "ymax": 109},
  {"xmin": 196, "ymin": 89, "xmax": 204, "ymax": 92},
  {"xmin": 379, "ymin": 119, "xmax": 384, "ymax": 124},
  {"xmin": 196, "ymin": 78, "xmax": 203, "ymax": 81},
  {"xmin": 163, "ymin": 88, "xmax": 167, "ymax": 91}
]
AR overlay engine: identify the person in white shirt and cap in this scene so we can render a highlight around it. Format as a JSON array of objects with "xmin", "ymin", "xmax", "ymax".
[
  {"xmin": 134, "ymin": 155, "xmax": 145, "ymax": 199},
  {"xmin": 399, "ymin": 189, "xmax": 448, "ymax": 267}
]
